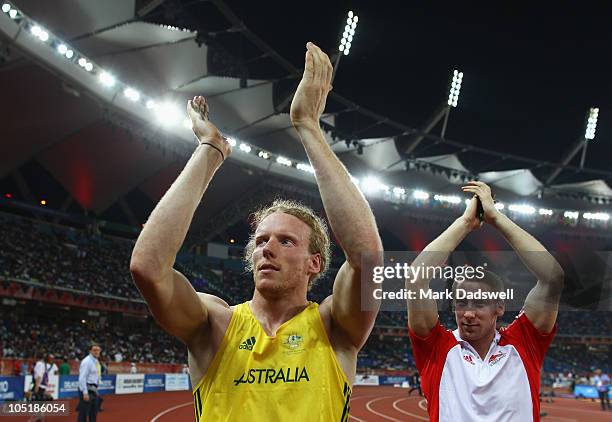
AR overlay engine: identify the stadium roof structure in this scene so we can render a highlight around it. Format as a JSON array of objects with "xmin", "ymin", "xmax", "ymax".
[{"xmin": 0, "ymin": 0, "xmax": 611, "ymax": 237}]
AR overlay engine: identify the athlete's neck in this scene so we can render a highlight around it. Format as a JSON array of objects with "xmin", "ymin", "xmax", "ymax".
[
  {"xmin": 467, "ymin": 330, "xmax": 496, "ymax": 360},
  {"xmin": 249, "ymin": 293, "xmax": 309, "ymax": 337}
]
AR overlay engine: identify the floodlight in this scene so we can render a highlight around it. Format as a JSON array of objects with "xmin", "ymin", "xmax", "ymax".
[
  {"xmin": 434, "ymin": 194, "xmax": 461, "ymax": 204},
  {"xmin": 362, "ymin": 177, "xmax": 385, "ymax": 194},
  {"xmin": 124, "ymin": 87, "xmax": 140, "ymax": 101},
  {"xmin": 393, "ymin": 187, "xmax": 406, "ymax": 197},
  {"xmin": 297, "ymin": 163, "xmax": 315, "ymax": 173},
  {"xmin": 563, "ymin": 211, "xmax": 579, "ymax": 219},
  {"xmin": 508, "ymin": 204, "xmax": 535, "ymax": 215},
  {"xmin": 276, "ymin": 156, "xmax": 292, "ymax": 166},
  {"xmin": 338, "ymin": 10, "xmax": 358, "ymax": 56},
  {"xmin": 447, "ymin": 69, "xmax": 463, "ymax": 108},
  {"xmin": 583, "ymin": 212, "xmax": 609, "ymax": 221},
  {"xmin": 154, "ymin": 102, "xmax": 182, "ymax": 126},
  {"xmin": 413, "ymin": 190, "xmax": 430, "ymax": 200},
  {"xmin": 584, "ymin": 107, "xmax": 599, "ymax": 140}
]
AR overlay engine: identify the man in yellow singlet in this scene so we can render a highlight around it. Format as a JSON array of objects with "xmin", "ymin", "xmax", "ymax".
[{"xmin": 130, "ymin": 42, "xmax": 382, "ymax": 421}]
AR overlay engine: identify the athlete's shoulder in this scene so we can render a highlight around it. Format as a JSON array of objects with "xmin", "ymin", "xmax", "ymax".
[{"xmin": 196, "ymin": 292, "xmax": 231, "ymax": 309}]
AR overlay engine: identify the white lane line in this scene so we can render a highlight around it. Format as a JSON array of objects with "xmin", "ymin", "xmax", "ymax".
[
  {"xmin": 365, "ymin": 396, "xmax": 404, "ymax": 422},
  {"xmin": 349, "ymin": 393, "xmax": 382, "ymax": 422},
  {"xmin": 150, "ymin": 401, "xmax": 192, "ymax": 422},
  {"xmin": 392, "ymin": 398, "xmax": 429, "ymax": 421},
  {"xmin": 418, "ymin": 398, "xmax": 427, "ymax": 411}
]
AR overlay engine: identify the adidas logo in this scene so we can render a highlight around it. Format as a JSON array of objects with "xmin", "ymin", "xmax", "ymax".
[{"xmin": 239, "ymin": 336, "xmax": 256, "ymax": 351}]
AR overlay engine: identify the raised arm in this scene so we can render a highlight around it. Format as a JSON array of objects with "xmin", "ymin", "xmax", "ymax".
[
  {"xmin": 129, "ymin": 96, "xmax": 232, "ymax": 344},
  {"xmin": 289, "ymin": 43, "xmax": 382, "ymax": 349},
  {"xmin": 461, "ymin": 181, "xmax": 564, "ymax": 333},
  {"xmin": 407, "ymin": 197, "xmax": 480, "ymax": 336}
]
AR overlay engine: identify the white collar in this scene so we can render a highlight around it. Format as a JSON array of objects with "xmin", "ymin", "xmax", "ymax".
[{"xmin": 452, "ymin": 328, "xmax": 501, "ymax": 357}]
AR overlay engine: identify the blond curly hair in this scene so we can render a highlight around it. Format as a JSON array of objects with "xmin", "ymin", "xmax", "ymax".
[{"xmin": 244, "ymin": 199, "xmax": 331, "ymax": 289}]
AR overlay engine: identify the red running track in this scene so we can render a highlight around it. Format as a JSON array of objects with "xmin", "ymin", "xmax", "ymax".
[{"xmin": 3, "ymin": 386, "xmax": 611, "ymax": 421}]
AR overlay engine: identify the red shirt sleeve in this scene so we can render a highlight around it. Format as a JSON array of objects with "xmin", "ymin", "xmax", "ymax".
[
  {"xmin": 500, "ymin": 312, "xmax": 557, "ymax": 367},
  {"xmin": 500, "ymin": 312, "xmax": 557, "ymax": 422}
]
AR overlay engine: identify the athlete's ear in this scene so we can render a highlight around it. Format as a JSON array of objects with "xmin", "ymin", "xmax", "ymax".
[
  {"xmin": 496, "ymin": 301, "xmax": 505, "ymax": 317},
  {"xmin": 307, "ymin": 253, "xmax": 322, "ymax": 276}
]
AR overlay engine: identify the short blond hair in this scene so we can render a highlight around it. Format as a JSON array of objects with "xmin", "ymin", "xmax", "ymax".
[{"xmin": 244, "ymin": 199, "xmax": 331, "ymax": 288}]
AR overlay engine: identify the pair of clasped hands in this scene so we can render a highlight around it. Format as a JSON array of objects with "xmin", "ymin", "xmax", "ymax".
[{"xmin": 186, "ymin": 42, "xmax": 332, "ymax": 162}]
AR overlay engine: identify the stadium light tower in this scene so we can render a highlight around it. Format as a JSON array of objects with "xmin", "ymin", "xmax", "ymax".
[
  {"xmin": 447, "ymin": 69, "xmax": 463, "ymax": 108},
  {"xmin": 546, "ymin": 106, "xmax": 600, "ymax": 184},
  {"xmin": 584, "ymin": 107, "xmax": 599, "ymax": 140},
  {"xmin": 332, "ymin": 10, "xmax": 359, "ymax": 84},
  {"xmin": 579, "ymin": 107, "xmax": 599, "ymax": 168},
  {"xmin": 398, "ymin": 69, "xmax": 465, "ymax": 155},
  {"xmin": 441, "ymin": 69, "xmax": 463, "ymax": 139}
]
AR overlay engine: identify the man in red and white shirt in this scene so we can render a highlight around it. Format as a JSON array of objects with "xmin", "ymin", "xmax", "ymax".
[{"xmin": 407, "ymin": 181, "xmax": 563, "ymax": 422}]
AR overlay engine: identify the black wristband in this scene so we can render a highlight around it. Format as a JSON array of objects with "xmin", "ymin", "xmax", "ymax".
[{"xmin": 200, "ymin": 142, "xmax": 225, "ymax": 161}]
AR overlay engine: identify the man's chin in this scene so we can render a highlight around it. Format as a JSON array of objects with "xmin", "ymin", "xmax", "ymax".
[
  {"xmin": 255, "ymin": 278, "xmax": 285, "ymax": 294},
  {"xmin": 459, "ymin": 327, "xmax": 481, "ymax": 341}
]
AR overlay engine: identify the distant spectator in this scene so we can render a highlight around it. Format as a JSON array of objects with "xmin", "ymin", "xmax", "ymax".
[
  {"xmin": 408, "ymin": 369, "xmax": 422, "ymax": 397},
  {"xmin": 31, "ymin": 353, "xmax": 57, "ymax": 401},
  {"xmin": 77, "ymin": 343, "xmax": 102, "ymax": 422},
  {"xmin": 19, "ymin": 360, "xmax": 29, "ymax": 376},
  {"xmin": 592, "ymin": 369, "xmax": 611, "ymax": 411},
  {"xmin": 59, "ymin": 358, "xmax": 71, "ymax": 375}
]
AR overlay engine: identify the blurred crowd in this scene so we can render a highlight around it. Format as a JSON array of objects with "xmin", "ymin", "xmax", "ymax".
[
  {"xmin": 0, "ymin": 216, "xmax": 139, "ymax": 298},
  {"xmin": 0, "ymin": 307, "xmax": 184, "ymax": 365}
]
